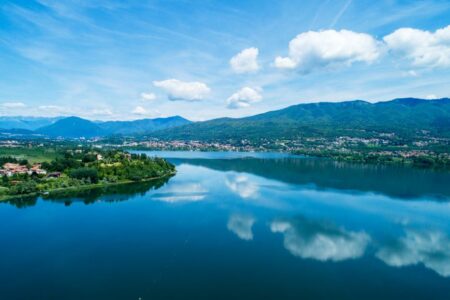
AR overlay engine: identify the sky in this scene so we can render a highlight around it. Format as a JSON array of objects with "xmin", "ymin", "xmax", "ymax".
[{"xmin": 1, "ymin": 0, "xmax": 450, "ymax": 121}]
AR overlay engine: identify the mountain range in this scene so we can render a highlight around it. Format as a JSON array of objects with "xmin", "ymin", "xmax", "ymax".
[
  {"xmin": 0, "ymin": 116, "xmax": 62, "ymax": 130},
  {"xmin": 0, "ymin": 116, "xmax": 191, "ymax": 138},
  {"xmin": 0, "ymin": 98, "xmax": 449, "ymax": 139},
  {"xmin": 148, "ymin": 98, "xmax": 450, "ymax": 141}
]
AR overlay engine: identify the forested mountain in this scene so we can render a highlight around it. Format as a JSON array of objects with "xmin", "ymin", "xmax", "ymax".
[
  {"xmin": 34, "ymin": 116, "xmax": 191, "ymax": 138},
  {"xmin": 147, "ymin": 98, "xmax": 450, "ymax": 141},
  {"xmin": 3, "ymin": 98, "xmax": 449, "ymax": 139},
  {"xmin": 98, "ymin": 116, "xmax": 190, "ymax": 135},
  {"xmin": 37, "ymin": 117, "xmax": 104, "ymax": 138}
]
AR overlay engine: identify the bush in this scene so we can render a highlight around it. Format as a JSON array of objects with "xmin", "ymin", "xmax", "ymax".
[
  {"xmin": 9, "ymin": 181, "xmax": 38, "ymax": 195},
  {"xmin": 412, "ymin": 156, "xmax": 435, "ymax": 168},
  {"xmin": 0, "ymin": 186, "xmax": 9, "ymax": 195},
  {"xmin": 69, "ymin": 167, "xmax": 99, "ymax": 184},
  {"xmin": 82, "ymin": 154, "xmax": 97, "ymax": 163}
]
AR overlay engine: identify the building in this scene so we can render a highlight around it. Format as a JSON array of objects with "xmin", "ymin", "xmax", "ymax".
[
  {"xmin": 28, "ymin": 163, "xmax": 47, "ymax": 175},
  {"xmin": 0, "ymin": 162, "xmax": 47, "ymax": 177},
  {"xmin": 2, "ymin": 163, "xmax": 28, "ymax": 175},
  {"xmin": 47, "ymin": 172, "xmax": 61, "ymax": 178}
]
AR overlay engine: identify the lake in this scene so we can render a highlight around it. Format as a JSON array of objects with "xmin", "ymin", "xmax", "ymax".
[{"xmin": 1, "ymin": 151, "xmax": 450, "ymax": 299}]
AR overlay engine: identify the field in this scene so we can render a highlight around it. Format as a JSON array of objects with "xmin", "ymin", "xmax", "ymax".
[{"xmin": 0, "ymin": 147, "xmax": 60, "ymax": 163}]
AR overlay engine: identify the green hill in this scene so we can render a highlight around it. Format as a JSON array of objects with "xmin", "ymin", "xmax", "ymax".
[
  {"xmin": 35, "ymin": 116, "xmax": 191, "ymax": 138},
  {"xmin": 37, "ymin": 116, "xmax": 104, "ymax": 138},
  {"xmin": 98, "ymin": 116, "xmax": 191, "ymax": 135},
  {"xmin": 148, "ymin": 98, "xmax": 450, "ymax": 141}
]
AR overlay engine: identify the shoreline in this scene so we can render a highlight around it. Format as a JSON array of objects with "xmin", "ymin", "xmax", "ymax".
[
  {"xmin": 0, "ymin": 171, "xmax": 176, "ymax": 202},
  {"xmin": 131, "ymin": 148, "xmax": 450, "ymax": 171}
]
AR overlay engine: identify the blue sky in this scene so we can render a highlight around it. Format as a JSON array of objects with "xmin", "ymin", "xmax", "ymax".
[{"xmin": 1, "ymin": 0, "xmax": 450, "ymax": 121}]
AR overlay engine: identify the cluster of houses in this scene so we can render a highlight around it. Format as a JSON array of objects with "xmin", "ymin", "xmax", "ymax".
[{"xmin": 0, "ymin": 163, "xmax": 49, "ymax": 177}]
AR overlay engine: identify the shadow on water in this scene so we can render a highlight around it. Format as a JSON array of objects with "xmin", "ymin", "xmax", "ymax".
[
  {"xmin": 2, "ymin": 176, "xmax": 171, "ymax": 208},
  {"xmin": 170, "ymin": 157, "xmax": 450, "ymax": 200}
]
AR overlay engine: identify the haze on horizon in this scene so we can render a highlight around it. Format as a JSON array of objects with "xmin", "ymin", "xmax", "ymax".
[{"xmin": 1, "ymin": 0, "xmax": 450, "ymax": 121}]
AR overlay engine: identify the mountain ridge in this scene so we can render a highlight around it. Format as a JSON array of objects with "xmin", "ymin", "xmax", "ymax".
[
  {"xmin": 1, "ymin": 98, "xmax": 449, "ymax": 139},
  {"xmin": 145, "ymin": 98, "xmax": 450, "ymax": 141},
  {"xmin": 34, "ymin": 115, "xmax": 191, "ymax": 138},
  {"xmin": 0, "ymin": 116, "xmax": 62, "ymax": 130}
]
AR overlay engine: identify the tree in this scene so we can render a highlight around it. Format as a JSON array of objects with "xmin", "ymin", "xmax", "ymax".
[
  {"xmin": 82, "ymin": 154, "xmax": 97, "ymax": 163},
  {"xmin": 9, "ymin": 181, "xmax": 38, "ymax": 195},
  {"xmin": 69, "ymin": 167, "xmax": 99, "ymax": 184}
]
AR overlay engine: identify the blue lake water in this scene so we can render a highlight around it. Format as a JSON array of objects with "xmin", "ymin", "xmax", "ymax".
[{"xmin": 1, "ymin": 151, "xmax": 450, "ymax": 299}]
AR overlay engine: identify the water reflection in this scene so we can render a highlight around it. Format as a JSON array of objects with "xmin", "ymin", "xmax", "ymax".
[
  {"xmin": 2, "ymin": 177, "xmax": 171, "ymax": 208},
  {"xmin": 151, "ymin": 182, "xmax": 208, "ymax": 203},
  {"xmin": 227, "ymin": 214, "xmax": 256, "ymax": 241},
  {"xmin": 377, "ymin": 229, "xmax": 450, "ymax": 277},
  {"xmin": 271, "ymin": 216, "xmax": 370, "ymax": 262},
  {"xmin": 225, "ymin": 174, "xmax": 259, "ymax": 199},
  {"xmin": 2, "ymin": 151, "xmax": 450, "ymax": 292},
  {"xmin": 170, "ymin": 157, "xmax": 450, "ymax": 200}
]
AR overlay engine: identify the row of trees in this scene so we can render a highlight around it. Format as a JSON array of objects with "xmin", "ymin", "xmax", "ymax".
[
  {"xmin": 293, "ymin": 148, "xmax": 450, "ymax": 169},
  {"xmin": 0, "ymin": 156, "xmax": 29, "ymax": 166}
]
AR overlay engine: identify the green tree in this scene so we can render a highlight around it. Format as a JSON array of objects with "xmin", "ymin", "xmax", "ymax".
[{"xmin": 69, "ymin": 167, "xmax": 99, "ymax": 184}]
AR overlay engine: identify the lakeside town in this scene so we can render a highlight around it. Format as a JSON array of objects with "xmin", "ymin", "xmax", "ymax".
[{"xmin": 1, "ymin": 131, "xmax": 449, "ymax": 170}]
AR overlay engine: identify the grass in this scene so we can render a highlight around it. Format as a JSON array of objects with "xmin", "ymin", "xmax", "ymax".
[{"xmin": 0, "ymin": 147, "xmax": 60, "ymax": 163}]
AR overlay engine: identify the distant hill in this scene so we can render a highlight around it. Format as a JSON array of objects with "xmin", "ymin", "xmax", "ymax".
[
  {"xmin": 148, "ymin": 98, "xmax": 450, "ymax": 141},
  {"xmin": 35, "ymin": 116, "xmax": 191, "ymax": 138},
  {"xmin": 37, "ymin": 116, "xmax": 104, "ymax": 138},
  {"xmin": 0, "ymin": 116, "xmax": 61, "ymax": 130},
  {"xmin": 0, "ymin": 128, "xmax": 36, "ymax": 136},
  {"xmin": 98, "ymin": 116, "xmax": 191, "ymax": 135},
  {"xmin": 4, "ymin": 98, "xmax": 449, "ymax": 140}
]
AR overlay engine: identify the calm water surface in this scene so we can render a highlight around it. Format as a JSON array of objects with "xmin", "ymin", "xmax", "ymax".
[{"xmin": 1, "ymin": 151, "xmax": 450, "ymax": 299}]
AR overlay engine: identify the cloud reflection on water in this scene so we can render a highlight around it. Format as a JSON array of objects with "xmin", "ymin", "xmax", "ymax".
[
  {"xmin": 271, "ymin": 216, "xmax": 370, "ymax": 262},
  {"xmin": 227, "ymin": 214, "xmax": 256, "ymax": 241},
  {"xmin": 376, "ymin": 229, "xmax": 450, "ymax": 277},
  {"xmin": 225, "ymin": 174, "xmax": 259, "ymax": 199},
  {"xmin": 151, "ymin": 182, "xmax": 208, "ymax": 203}
]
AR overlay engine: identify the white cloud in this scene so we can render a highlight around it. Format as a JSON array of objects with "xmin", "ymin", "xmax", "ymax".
[
  {"xmin": 2, "ymin": 102, "xmax": 27, "ymax": 108},
  {"xmin": 90, "ymin": 108, "xmax": 113, "ymax": 116},
  {"xmin": 271, "ymin": 217, "xmax": 370, "ymax": 262},
  {"xmin": 38, "ymin": 105, "xmax": 70, "ymax": 115},
  {"xmin": 38, "ymin": 105, "xmax": 62, "ymax": 111},
  {"xmin": 227, "ymin": 214, "xmax": 256, "ymax": 241},
  {"xmin": 130, "ymin": 106, "xmax": 161, "ymax": 118},
  {"xmin": 226, "ymin": 87, "xmax": 262, "ymax": 109},
  {"xmin": 274, "ymin": 56, "xmax": 297, "ymax": 69},
  {"xmin": 140, "ymin": 92, "xmax": 156, "ymax": 101},
  {"xmin": 376, "ymin": 229, "xmax": 450, "ymax": 277},
  {"xmin": 402, "ymin": 70, "xmax": 419, "ymax": 77},
  {"xmin": 153, "ymin": 79, "xmax": 210, "ymax": 101},
  {"xmin": 384, "ymin": 25, "xmax": 450, "ymax": 68},
  {"xmin": 38, "ymin": 105, "xmax": 113, "ymax": 118},
  {"xmin": 230, "ymin": 47, "xmax": 260, "ymax": 73},
  {"xmin": 425, "ymin": 94, "xmax": 438, "ymax": 100},
  {"xmin": 275, "ymin": 29, "xmax": 381, "ymax": 73},
  {"xmin": 132, "ymin": 106, "xmax": 148, "ymax": 115},
  {"xmin": 225, "ymin": 174, "xmax": 259, "ymax": 198}
]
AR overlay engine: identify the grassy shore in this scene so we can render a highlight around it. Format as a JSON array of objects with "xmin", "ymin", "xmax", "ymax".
[{"xmin": 0, "ymin": 171, "xmax": 175, "ymax": 202}]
